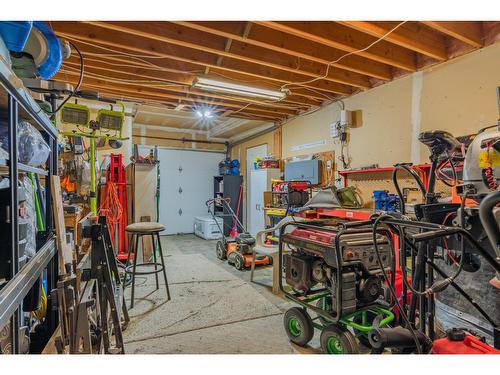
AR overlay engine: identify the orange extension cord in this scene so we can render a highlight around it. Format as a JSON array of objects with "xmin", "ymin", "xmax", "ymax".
[{"xmin": 98, "ymin": 181, "xmax": 123, "ymax": 245}]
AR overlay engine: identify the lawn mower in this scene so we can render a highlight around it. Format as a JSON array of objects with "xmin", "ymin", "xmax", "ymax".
[
  {"xmin": 206, "ymin": 197, "xmax": 271, "ymax": 270},
  {"xmin": 278, "ymin": 219, "xmax": 397, "ymax": 354}
]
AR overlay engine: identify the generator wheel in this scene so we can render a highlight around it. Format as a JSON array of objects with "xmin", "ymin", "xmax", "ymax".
[
  {"xmin": 233, "ymin": 253, "xmax": 246, "ymax": 270},
  {"xmin": 216, "ymin": 241, "xmax": 226, "ymax": 260},
  {"xmin": 320, "ymin": 324, "xmax": 360, "ymax": 354},
  {"xmin": 283, "ymin": 307, "xmax": 314, "ymax": 347}
]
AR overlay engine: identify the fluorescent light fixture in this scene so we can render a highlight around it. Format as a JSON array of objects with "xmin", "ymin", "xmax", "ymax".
[{"xmin": 193, "ymin": 77, "xmax": 286, "ymax": 101}]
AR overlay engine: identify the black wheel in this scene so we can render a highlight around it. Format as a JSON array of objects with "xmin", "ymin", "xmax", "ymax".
[
  {"xmin": 216, "ymin": 241, "xmax": 226, "ymax": 260},
  {"xmin": 352, "ymin": 310, "xmax": 379, "ymax": 348},
  {"xmin": 233, "ymin": 253, "xmax": 246, "ymax": 270},
  {"xmin": 283, "ymin": 307, "xmax": 314, "ymax": 346},
  {"xmin": 320, "ymin": 324, "xmax": 360, "ymax": 354}
]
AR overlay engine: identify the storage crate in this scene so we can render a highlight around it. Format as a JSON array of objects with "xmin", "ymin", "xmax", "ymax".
[{"xmin": 194, "ymin": 216, "xmax": 223, "ymax": 240}]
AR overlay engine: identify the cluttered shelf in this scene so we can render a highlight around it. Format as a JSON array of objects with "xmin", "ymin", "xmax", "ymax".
[
  {"xmin": 0, "ymin": 159, "xmax": 48, "ymax": 176},
  {"xmin": 0, "ymin": 56, "xmax": 56, "ymax": 138}
]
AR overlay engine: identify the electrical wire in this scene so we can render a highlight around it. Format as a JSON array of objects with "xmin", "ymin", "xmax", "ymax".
[
  {"xmin": 281, "ymin": 21, "xmax": 408, "ymax": 91},
  {"xmin": 48, "ymin": 40, "xmax": 85, "ymax": 114}
]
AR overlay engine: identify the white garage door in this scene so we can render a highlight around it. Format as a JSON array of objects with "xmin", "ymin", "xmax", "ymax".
[{"xmin": 155, "ymin": 148, "xmax": 223, "ymax": 235}]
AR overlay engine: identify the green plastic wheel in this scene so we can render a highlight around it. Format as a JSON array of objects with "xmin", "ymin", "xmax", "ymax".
[
  {"xmin": 320, "ymin": 324, "xmax": 360, "ymax": 354},
  {"xmin": 283, "ymin": 307, "xmax": 314, "ymax": 346}
]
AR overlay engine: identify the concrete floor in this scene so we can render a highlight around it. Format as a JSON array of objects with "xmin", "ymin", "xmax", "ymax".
[{"xmin": 122, "ymin": 234, "xmax": 322, "ymax": 354}]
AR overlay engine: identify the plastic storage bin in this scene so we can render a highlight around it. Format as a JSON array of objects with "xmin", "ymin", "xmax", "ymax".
[
  {"xmin": 0, "ymin": 21, "xmax": 33, "ymax": 52},
  {"xmin": 194, "ymin": 216, "xmax": 223, "ymax": 240}
]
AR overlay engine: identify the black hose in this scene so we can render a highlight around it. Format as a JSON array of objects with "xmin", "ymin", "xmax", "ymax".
[
  {"xmin": 48, "ymin": 39, "xmax": 85, "ymax": 114},
  {"xmin": 372, "ymin": 214, "xmax": 423, "ymax": 353},
  {"xmin": 392, "ymin": 164, "xmax": 427, "ymax": 214}
]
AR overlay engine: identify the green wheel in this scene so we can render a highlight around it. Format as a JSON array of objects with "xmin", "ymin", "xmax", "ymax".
[
  {"xmin": 216, "ymin": 241, "xmax": 226, "ymax": 260},
  {"xmin": 283, "ymin": 307, "xmax": 314, "ymax": 346},
  {"xmin": 320, "ymin": 324, "xmax": 360, "ymax": 354}
]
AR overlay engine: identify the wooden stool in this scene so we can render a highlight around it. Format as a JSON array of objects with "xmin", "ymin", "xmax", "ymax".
[{"xmin": 124, "ymin": 222, "xmax": 170, "ymax": 308}]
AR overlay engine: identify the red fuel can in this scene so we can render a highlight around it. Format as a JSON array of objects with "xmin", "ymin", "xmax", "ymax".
[{"xmin": 433, "ymin": 329, "xmax": 500, "ymax": 354}]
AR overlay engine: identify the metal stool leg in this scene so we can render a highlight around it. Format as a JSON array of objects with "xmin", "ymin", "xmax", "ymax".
[
  {"xmin": 123, "ymin": 233, "xmax": 135, "ymax": 296},
  {"xmin": 151, "ymin": 233, "xmax": 159, "ymax": 290},
  {"xmin": 130, "ymin": 234, "xmax": 140, "ymax": 309},
  {"xmin": 156, "ymin": 233, "xmax": 170, "ymax": 301}
]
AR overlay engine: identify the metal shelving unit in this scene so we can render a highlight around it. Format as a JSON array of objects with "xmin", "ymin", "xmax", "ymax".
[{"xmin": 0, "ymin": 56, "xmax": 58, "ymax": 354}]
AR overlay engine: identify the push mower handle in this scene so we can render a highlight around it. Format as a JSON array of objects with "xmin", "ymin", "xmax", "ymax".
[{"xmin": 206, "ymin": 197, "xmax": 231, "ymax": 206}]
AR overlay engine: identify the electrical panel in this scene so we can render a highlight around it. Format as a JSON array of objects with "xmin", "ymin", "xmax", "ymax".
[{"xmin": 284, "ymin": 160, "xmax": 322, "ymax": 185}]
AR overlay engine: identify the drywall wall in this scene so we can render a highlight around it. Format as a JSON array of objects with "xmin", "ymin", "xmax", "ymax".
[
  {"xmin": 419, "ymin": 43, "xmax": 500, "ymax": 160},
  {"xmin": 281, "ymin": 42, "xmax": 500, "ymax": 169}
]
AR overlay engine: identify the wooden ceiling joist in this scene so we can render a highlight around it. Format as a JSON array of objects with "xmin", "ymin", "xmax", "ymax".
[
  {"xmin": 81, "ymin": 21, "xmax": 371, "ymax": 90},
  {"xmin": 53, "ymin": 26, "xmax": 354, "ymax": 97},
  {"xmin": 256, "ymin": 21, "xmax": 418, "ymax": 72},
  {"xmin": 48, "ymin": 20, "xmax": 500, "ymax": 124},
  {"xmin": 62, "ymin": 59, "xmax": 321, "ymax": 110},
  {"xmin": 339, "ymin": 21, "xmax": 447, "ymax": 61},
  {"xmin": 422, "ymin": 21, "xmax": 483, "ymax": 48},
  {"xmin": 58, "ymin": 71, "xmax": 290, "ymax": 120},
  {"xmin": 173, "ymin": 21, "xmax": 393, "ymax": 81}
]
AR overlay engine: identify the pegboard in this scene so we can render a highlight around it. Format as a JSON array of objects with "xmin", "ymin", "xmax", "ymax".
[{"xmin": 344, "ymin": 170, "xmax": 453, "ymax": 209}]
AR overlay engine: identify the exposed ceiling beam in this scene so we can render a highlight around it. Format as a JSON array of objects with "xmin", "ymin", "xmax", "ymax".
[
  {"xmin": 77, "ymin": 84, "xmax": 279, "ymax": 122},
  {"xmin": 63, "ymin": 59, "xmax": 319, "ymax": 110},
  {"xmin": 338, "ymin": 21, "xmax": 447, "ymax": 61},
  {"xmin": 173, "ymin": 21, "xmax": 392, "ymax": 81},
  {"xmin": 53, "ymin": 26, "xmax": 353, "ymax": 96},
  {"xmin": 56, "ymin": 71, "xmax": 288, "ymax": 121},
  {"xmin": 422, "ymin": 21, "xmax": 483, "ymax": 48},
  {"xmin": 256, "ymin": 21, "xmax": 417, "ymax": 72},
  {"xmin": 80, "ymin": 21, "xmax": 369, "ymax": 90}
]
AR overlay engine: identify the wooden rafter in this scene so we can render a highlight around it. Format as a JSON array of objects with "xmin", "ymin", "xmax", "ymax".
[
  {"xmin": 61, "ymin": 59, "xmax": 319, "ymax": 110},
  {"xmin": 52, "ymin": 25, "xmax": 353, "ymax": 96},
  {"xmin": 338, "ymin": 21, "xmax": 447, "ymax": 61},
  {"xmin": 422, "ymin": 21, "xmax": 483, "ymax": 48},
  {"xmin": 173, "ymin": 21, "xmax": 392, "ymax": 81},
  {"xmin": 56, "ymin": 70, "xmax": 290, "ymax": 120},
  {"xmin": 80, "ymin": 21, "xmax": 370, "ymax": 90},
  {"xmin": 61, "ymin": 45, "xmax": 327, "ymax": 105},
  {"xmin": 256, "ymin": 21, "xmax": 417, "ymax": 71}
]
